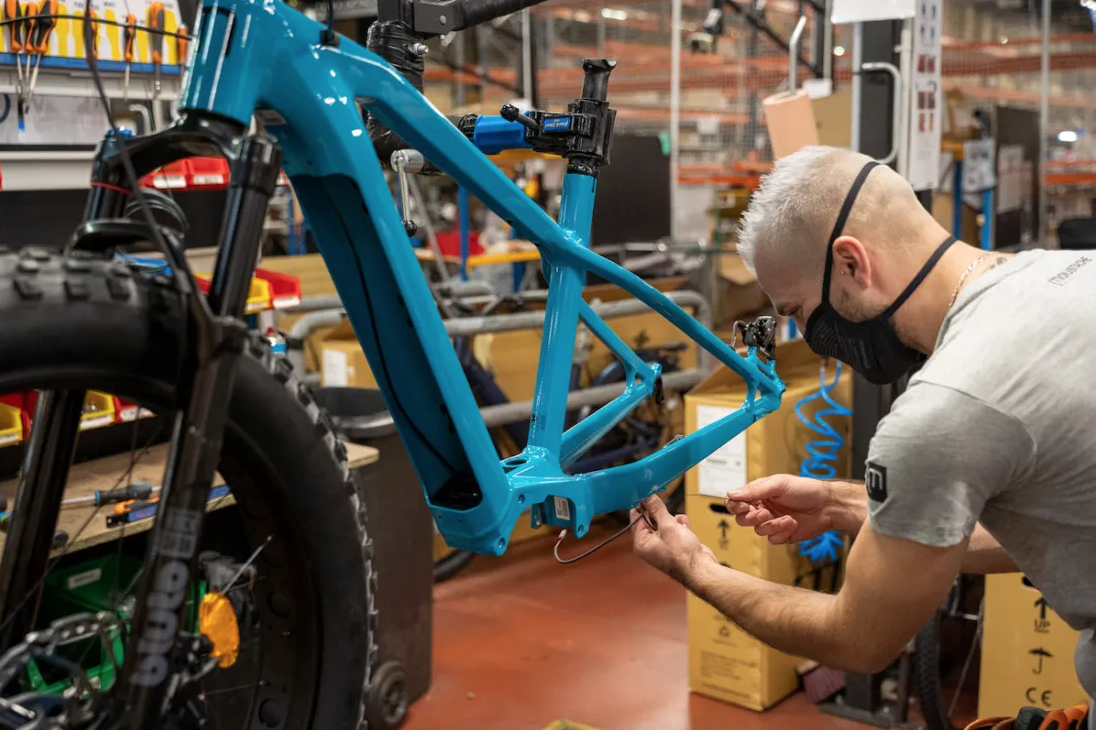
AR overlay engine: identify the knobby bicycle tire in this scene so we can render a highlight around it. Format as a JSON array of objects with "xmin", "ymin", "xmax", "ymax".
[
  {"xmin": 915, "ymin": 611, "xmax": 960, "ymax": 730},
  {"xmin": 0, "ymin": 248, "xmax": 377, "ymax": 729}
]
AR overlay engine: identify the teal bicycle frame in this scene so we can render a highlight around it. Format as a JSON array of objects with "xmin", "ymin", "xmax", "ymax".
[{"xmin": 178, "ymin": 0, "xmax": 784, "ymax": 556}]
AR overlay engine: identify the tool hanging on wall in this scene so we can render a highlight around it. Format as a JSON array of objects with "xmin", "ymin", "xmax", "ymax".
[
  {"xmin": 15, "ymin": 1, "xmax": 35, "ymax": 131},
  {"xmin": 24, "ymin": 0, "xmax": 56, "ymax": 108},
  {"xmin": 4, "ymin": 0, "xmax": 24, "ymax": 117},
  {"xmin": 123, "ymin": 12, "xmax": 136, "ymax": 100},
  {"xmin": 146, "ymin": 2, "xmax": 164, "ymax": 99},
  {"xmin": 84, "ymin": 7, "xmax": 99, "ymax": 60},
  {"xmin": 175, "ymin": 22, "xmax": 188, "ymax": 73}
]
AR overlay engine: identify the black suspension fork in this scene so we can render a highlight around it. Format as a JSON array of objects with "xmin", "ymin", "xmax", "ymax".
[
  {"xmin": 0, "ymin": 392, "xmax": 87, "ymax": 650},
  {"xmin": 80, "ymin": 125, "xmax": 283, "ymax": 726}
]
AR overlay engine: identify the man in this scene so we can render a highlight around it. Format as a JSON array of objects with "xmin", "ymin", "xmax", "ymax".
[{"xmin": 632, "ymin": 145, "xmax": 1096, "ymax": 701}]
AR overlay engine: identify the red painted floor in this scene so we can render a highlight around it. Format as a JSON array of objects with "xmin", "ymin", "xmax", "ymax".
[{"xmin": 403, "ymin": 524, "xmax": 875, "ymax": 730}]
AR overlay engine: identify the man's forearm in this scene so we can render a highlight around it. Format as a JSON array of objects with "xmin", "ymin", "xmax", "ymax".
[
  {"xmin": 962, "ymin": 525, "xmax": 1016, "ymax": 574},
  {"xmin": 829, "ymin": 480, "xmax": 868, "ymax": 536},
  {"xmin": 686, "ymin": 558, "xmax": 880, "ymax": 673}
]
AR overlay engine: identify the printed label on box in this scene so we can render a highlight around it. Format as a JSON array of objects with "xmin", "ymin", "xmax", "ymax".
[
  {"xmin": 322, "ymin": 349, "xmax": 349, "ymax": 387},
  {"xmin": 695, "ymin": 405, "xmax": 747, "ymax": 498}
]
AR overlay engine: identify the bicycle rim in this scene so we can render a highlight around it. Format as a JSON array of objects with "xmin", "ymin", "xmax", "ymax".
[{"xmin": 0, "ymin": 375, "xmax": 324, "ymax": 730}]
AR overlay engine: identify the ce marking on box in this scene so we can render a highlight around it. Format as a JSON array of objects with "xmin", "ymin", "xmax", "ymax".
[{"xmin": 1025, "ymin": 687, "xmax": 1054, "ymax": 708}]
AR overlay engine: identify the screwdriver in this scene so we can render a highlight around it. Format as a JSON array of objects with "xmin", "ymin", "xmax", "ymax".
[
  {"xmin": 123, "ymin": 12, "xmax": 136, "ymax": 101},
  {"xmin": 146, "ymin": 2, "xmax": 164, "ymax": 98},
  {"xmin": 84, "ymin": 7, "xmax": 98, "ymax": 60},
  {"xmin": 4, "ymin": 0, "xmax": 23, "ymax": 104},
  {"xmin": 175, "ymin": 23, "xmax": 188, "ymax": 73},
  {"xmin": 24, "ymin": 0, "xmax": 56, "ymax": 109},
  {"xmin": 61, "ymin": 482, "xmax": 157, "ymax": 509},
  {"xmin": 107, "ymin": 484, "xmax": 229, "ymax": 528},
  {"xmin": 15, "ymin": 2, "xmax": 35, "ymax": 131}
]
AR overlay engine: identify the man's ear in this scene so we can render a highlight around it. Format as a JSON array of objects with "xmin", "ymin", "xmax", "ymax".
[{"xmin": 831, "ymin": 236, "xmax": 872, "ymax": 288}]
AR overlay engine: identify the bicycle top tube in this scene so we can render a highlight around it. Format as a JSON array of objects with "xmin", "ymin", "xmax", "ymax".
[{"xmin": 175, "ymin": 0, "xmax": 785, "ymax": 556}]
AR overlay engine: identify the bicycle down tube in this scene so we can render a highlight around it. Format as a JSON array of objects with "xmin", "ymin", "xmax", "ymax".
[{"xmin": 164, "ymin": 0, "xmax": 786, "ymax": 555}]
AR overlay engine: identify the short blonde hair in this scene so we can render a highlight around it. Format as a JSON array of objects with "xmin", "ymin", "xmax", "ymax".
[{"xmin": 736, "ymin": 146, "xmax": 920, "ymax": 273}]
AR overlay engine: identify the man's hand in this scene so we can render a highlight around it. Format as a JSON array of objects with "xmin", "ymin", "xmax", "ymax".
[
  {"xmin": 726, "ymin": 475, "xmax": 865, "ymax": 544},
  {"xmin": 631, "ymin": 495, "xmax": 715, "ymax": 584}
]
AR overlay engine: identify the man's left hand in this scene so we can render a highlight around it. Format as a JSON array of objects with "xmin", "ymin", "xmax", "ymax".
[{"xmin": 631, "ymin": 495, "xmax": 715, "ymax": 584}]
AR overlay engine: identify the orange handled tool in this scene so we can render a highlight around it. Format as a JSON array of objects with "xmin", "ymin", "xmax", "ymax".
[
  {"xmin": 24, "ymin": 0, "xmax": 56, "ymax": 107},
  {"xmin": 4, "ymin": 0, "xmax": 24, "ymax": 104},
  {"xmin": 146, "ymin": 1, "xmax": 164, "ymax": 97},
  {"xmin": 15, "ymin": 2, "xmax": 36, "ymax": 130},
  {"xmin": 175, "ymin": 23, "xmax": 188, "ymax": 70},
  {"xmin": 123, "ymin": 12, "xmax": 136, "ymax": 99},
  {"xmin": 84, "ymin": 8, "xmax": 99, "ymax": 60}
]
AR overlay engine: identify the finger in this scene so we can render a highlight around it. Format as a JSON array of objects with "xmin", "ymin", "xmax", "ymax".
[
  {"xmin": 676, "ymin": 514, "xmax": 690, "ymax": 528},
  {"xmin": 755, "ymin": 515, "xmax": 796, "ymax": 537},
  {"xmin": 641, "ymin": 495, "xmax": 677, "ymax": 530},
  {"xmin": 766, "ymin": 523, "xmax": 799, "ymax": 544},
  {"xmin": 736, "ymin": 507, "xmax": 774, "ymax": 527},
  {"xmin": 726, "ymin": 475, "xmax": 789, "ymax": 505},
  {"xmin": 630, "ymin": 508, "xmax": 655, "ymax": 540}
]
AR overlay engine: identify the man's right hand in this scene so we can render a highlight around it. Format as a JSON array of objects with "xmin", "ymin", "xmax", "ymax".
[{"xmin": 725, "ymin": 475, "xmax": 865, "ymax": 544}]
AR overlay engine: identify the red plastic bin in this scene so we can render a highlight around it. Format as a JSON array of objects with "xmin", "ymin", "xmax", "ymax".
[
  {"xmin": 187, "ymin": 158, "xmax": 230, "ymax": 189},
  {"xmin": 254, "ymin": 269, "xmax": 302, "ymax": 310}
]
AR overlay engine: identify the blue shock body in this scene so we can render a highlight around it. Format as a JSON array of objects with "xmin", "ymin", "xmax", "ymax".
[{"xmin": 179, "ymin": 0, "xmax": 785, "ymax": 555}]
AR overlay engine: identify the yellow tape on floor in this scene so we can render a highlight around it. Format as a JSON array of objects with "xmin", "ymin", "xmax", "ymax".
[{"xmin": 542, "ymin": 722, "xmax": 604, "ymax": 730}]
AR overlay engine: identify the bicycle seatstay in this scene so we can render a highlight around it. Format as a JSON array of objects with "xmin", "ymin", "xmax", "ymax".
[{"xmin": 175, "ymin": 0, "xmax": 784, "ymax": 554}]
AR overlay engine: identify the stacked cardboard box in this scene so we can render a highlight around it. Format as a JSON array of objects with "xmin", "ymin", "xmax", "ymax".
[
  {"xmin": 685, "ymin": 341, "xmax": 852, "ymax": 710},
  {"xmin": 978, "ymin": 574, "xmax": 1089, "ymax": 717}
]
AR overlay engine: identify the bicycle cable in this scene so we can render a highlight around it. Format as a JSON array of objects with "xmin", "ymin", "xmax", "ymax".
[
  {"xmin": 553, "ymin": 508, "xmax": 654, "ymax": 565},
  {"xmin": 81, "ymin": 0, "xmax": 174, "ymax": 272}
]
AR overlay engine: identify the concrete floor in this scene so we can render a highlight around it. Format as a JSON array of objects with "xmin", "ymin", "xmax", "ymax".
[{"xmin": 403, "ymin": 524, "xmax": 872, "ymax": 730}]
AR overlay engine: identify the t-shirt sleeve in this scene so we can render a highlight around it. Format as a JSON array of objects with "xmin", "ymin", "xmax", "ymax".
[{"xmin": 865, "ymin": 381, "xmax": 1035, "ymax": 548}]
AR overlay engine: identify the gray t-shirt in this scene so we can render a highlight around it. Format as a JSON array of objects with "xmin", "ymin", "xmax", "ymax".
[{"xmin": 866, "ymin": 248, "xmax": 1096, "ymax": 700}]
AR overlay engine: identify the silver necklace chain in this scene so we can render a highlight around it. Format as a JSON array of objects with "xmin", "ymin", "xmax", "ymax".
[{"xmin": 949, "ymin": 254, "xmax": 989, "ymax": 309}]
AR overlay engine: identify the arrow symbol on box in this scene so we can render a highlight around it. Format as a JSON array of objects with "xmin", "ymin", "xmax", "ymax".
[{"xmin": 1034, "ymin": 597, "xmax": 1049, "ymax": 620}]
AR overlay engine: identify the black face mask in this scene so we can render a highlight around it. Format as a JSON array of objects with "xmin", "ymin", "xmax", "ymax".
[{"xmin": 803, "ymin": 161, "xmax": 955, "ymax": 385}]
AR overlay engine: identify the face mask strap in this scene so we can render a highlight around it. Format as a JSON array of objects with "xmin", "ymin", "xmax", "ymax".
[
  {"xmin": 821, "ymin": 160, "xmax": 880, "ymax": 300},
  {"xmin": 878, "ymin": 235, "xmax": 957, "ymax": 320}
]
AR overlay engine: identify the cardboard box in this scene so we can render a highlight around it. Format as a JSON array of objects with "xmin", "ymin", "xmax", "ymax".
[
  {"xmin": 474, "ymin": 277, "xmax": 699, "ymax": 402},
  {"xmin": 978, "ymin": 574, "xmax": 1089, "ymax": 718},
  {"xmin": 319, "ymin": 319, "xmax": 378, "ymax": 388},
  {"xmin": 812, "ymin": 89, "xmax": 853, "ymax": 149},
  {"xmin": 762, "ymin": 90, "xmax": 820, "ymax": 160},
  {"xmin": 685, "ymin": 342, "xmax": 852, "ymax": 710},
  {"xmin": 718, "ymin": 254, "xmax": 772, "ymax": 327}
]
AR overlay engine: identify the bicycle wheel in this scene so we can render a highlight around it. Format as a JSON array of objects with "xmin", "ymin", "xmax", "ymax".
[
  {"xmin": 0, "ymin": 248, "xmax": 375, "ymax": 729},
  {"xmin": 915, "ymin": 611, "xmax": 960, "ymax": 730}
]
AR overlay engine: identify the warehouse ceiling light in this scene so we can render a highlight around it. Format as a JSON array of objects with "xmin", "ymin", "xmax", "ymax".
[
  {"xmin": 834, "ymin": 45, "xmax": 845, "ymax": 56},
  {"xmin": 1059, "ymin": 130, "xmax": 1079, "ymax": 143},
  {"xmin": 601, "ymin": 8, "xmax": 628, "ymax": 20}
]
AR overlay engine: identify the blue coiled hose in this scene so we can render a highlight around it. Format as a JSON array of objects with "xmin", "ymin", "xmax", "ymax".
[{"xmin": 795, "ymin": 361, "xmax": 851, "ymax": 564}]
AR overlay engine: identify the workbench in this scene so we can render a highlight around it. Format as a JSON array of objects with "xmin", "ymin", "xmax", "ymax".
[{"xmin": 0, "ymin": 442, "xmax": 378, "ymax": 556}]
